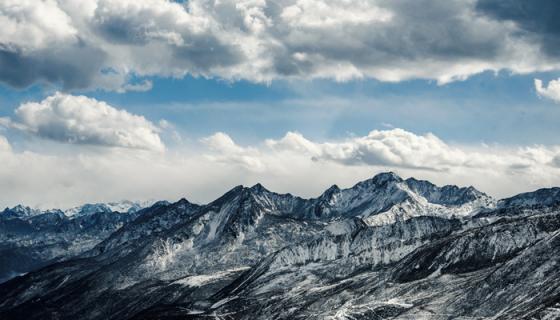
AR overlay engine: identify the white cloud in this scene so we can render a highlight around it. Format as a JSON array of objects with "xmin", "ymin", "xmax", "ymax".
[
  {"xmin": 0, "ymin": 0, "xmax": 77, "ymax": 51},
  {"xmin": 242, "ymin": 129, "xmax": 560, "ymax": 174},
  {"xmin": 3, "ymin": 93, "xmax": 164, "ymax": 151},
  {"xmin": 552, "ymin": 155, "xmax": 560, "ymax": 168},
  {"xmin": 199, "ymin": 129, "xmax": 560, "ymax": 199},
  {"xmin": 0, "ymin": 128, "xmax": 560, "ymax": 209},
  {"xmin": 271, "ymin": 129, "xmax": 457, "ymax": 170},
  {"xmin": 1, "ymin": 0, "xmax": 559, "ymax": 90},
  {"xmin": 268, "ymin": 129, "xmax": 467, "ymax": 170},
  {"xmin": 280, "ymin": 0, "xmax": 393, "ymax": 28},
  {"xmin": 265, "ymin": 132, "xmax": 321, "ymax": 155},
  {"xmin": 0, "ymin": 135, "xmax": 11, "ymax": 153},
  {"xmin": 535, "ymin": 78, "xmax": 560, "ymax": 103},
  {"xmin": 202, "ymin": 132, "xmax": 265, "ymax": 171}
]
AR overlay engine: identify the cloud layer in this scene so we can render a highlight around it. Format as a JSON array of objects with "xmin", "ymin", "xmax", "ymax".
[
  {"xmin": 1, "ymin": 0, "xmax": 560, "ymax": 91},
  {"xmin": 1, "ymin": 126, "xmax": 560, "ymax": 208},
  {"xmin": 216, "ymin": 129, "xmax": 560, "ymax": 175},
  {"xmin": 1, "ymin": 93, "xmax": 164, "ymax": 151},
  {"xmin": 266, "ymin": 129, "xmax": 467, "ymax": 170}
]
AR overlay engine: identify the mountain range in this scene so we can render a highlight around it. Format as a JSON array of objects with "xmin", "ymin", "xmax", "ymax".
[
  {"xmin": 0, "ymin": 172, "xmax": 559, "ymax": 319},
  {"xmin": 0, "ymin": 200, "xmax": 155, "ymax": 283}
]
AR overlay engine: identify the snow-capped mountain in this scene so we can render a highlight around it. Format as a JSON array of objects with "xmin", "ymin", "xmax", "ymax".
[
  {"xmin": 0, "ymin": 200, "xmax": 155, "ymax": 283},
  {"xmin": 0, "ymin": 172, "xmax": 559, "ymax": 319},
  {"xmin": 306, "ymin": 172, "xmax": 495, "ymax": 225},
  {"xmin": 0, "ymin": 205, "xmax": 43, "ymax": 220},
  {"xmin": 63, "ymin": 200, "xmax": 156, "ymax": 217},
  {"xmin": 1, "ymin": 200, "xmax": 154, "ymax": 220}
]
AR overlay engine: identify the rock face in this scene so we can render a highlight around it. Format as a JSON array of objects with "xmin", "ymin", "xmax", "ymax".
[{"xmin": 0, "ymin": 172, "xmax": 559, "ymax": 320}]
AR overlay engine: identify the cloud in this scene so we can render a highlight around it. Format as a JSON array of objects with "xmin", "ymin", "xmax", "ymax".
[
  {"xmin": 535, "ymin": 78, "xmax": 560, "ymax": 103},
  {"xmin": 0, "ymin": 0, "xmax": 77, "ymax": 50},
  {"xmin": 0, "ymin": 135, "xmax": 11, "ymax": 153},
  {"xmin": 119, "ymin": 80, "xmax": 153, "ymax": 93},
  {"xmin": 1, "ymin": 0, "xmax": 560, "ymax": 91},
  {"xmin": 552, "ymin": 154, "xmax": 560, "ymax": 168},
  {"xmin": 200, "ymin": 130, "xmax": 560, "ymax": 198},
  {"xmin": 0, "ymin": 0, "xmax": 110, "ymax": 90},
  {"xmin": 201, "ymin": 132, "xmax": 265, "ymax": 171},
  {"xmin": 266, "ymin": 129, "xmax": 467, "ymax": 170},
  {"xmin": 2, "ymin": 92, "xmax": 164, "ymax": 151},
  {"xmin": 261, "ymin": 129, "xmax": 560, "ymax": 173},
  {"xmin": 475, "ymin": 0, "xmax": 560, "ymax": 56},
  {"xmin": 0, "ymin": 128, "xmax": 560, "ymax": 209}
]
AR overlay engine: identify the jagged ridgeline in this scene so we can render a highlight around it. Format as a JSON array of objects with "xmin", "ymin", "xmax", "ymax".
[{"xmin": 1, "ymin": 172, "xmax": 560, "ymax": 319}]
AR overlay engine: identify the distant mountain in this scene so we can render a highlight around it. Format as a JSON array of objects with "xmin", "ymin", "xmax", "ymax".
[
  {"xmin": 63, "ymin": 200, "xmax": 156, "ymax": 217},
  {"xmin": 1, "ymin": 200, "xmax": 154, "ymax": 220},
  {"xmin": 0, "ymin": 200, "xmax": 155, "ymax": 283},
  {"xmin": 0, "ymin": 205, "xmax": 43, "ymax": 220},
  {"xmin": 0, "ymin": 173, "xmax": 559, "ymax": 319},
  {"xmin": 498, "ymin": 187, "xmax": 560, "ymax": 208}
]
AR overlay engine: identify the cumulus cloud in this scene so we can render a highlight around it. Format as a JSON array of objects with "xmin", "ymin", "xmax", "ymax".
[
  {"xmin": 2, "ymin": 93, "xmax": 164, "ymax": 151},
  {"xmin": 227, "ymin": 129, "xmax": 560, "ymax": 174},
  {"xmin": 1, "ymin": 129, "xmax": 560, "ymax": 209},
  {"xmin": 0, "ymin": 0, "xmax": 77, "ymax": 50},
  {"xmin": 202, "ymin": 132, "xmax": 265, "ymax": 171},
  {"xmin": 198, "ymin": 129, "xmax": 560, "ymax": 198},
  {"xmin": 269, "ymin": 129, "xmax": 467, "ymax": 170},
  {"xmin": 1, "ymin": 0, "xmax": 560, "ymax": 90},
  {"xmin": 535, "ymin": 78, "xmax": 560, "ymax": 103}
]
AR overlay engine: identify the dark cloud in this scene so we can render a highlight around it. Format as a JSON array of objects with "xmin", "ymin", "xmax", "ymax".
[
  {"xmin": 262, "ymin": 0, "xmax": 510, "ymax": 82},
  {"xmin": 172, "ymin": 36, "xmax": 245, "ymax": 72},
  {"xmin": 476, "ymin": 0, "xmax": 560, "ymax": 56},
  {"xmin": 1, "ymin": 0, "xmax": 559, "ymax": 91},
  {"xmin": 0, "ymin": 44, "xmax": 106, "ymax": 90},
  {"xmin": 95, "ymin": 16, "xmax": 150, "ymax": 45}
]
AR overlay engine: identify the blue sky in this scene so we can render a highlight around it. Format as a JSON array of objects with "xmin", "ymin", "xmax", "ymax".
[
  {"xmin": 1, "ymin": 0, "xmax": 560, "ymax": 208},
  {"xmin": 3, "ymin": 70, "xmax": 560, "ymax": 146}
]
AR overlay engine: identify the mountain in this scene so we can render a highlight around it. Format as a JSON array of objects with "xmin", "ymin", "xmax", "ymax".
[
  {"xmin": 1, "ymin": 200, "xmax": 154, "ymax": 220},
  {"xmin": 63, "ymin": 200, "xmax": 155, "ymax": 217},
  {"xmin": 0, "ymin": 172, "xmax": 559, "ymax": 319},
  {"xmin": 0, "ymin": 200, "xmax": 155, "ymax": 283},
  {"xmin": 0, "ymin": 205, "xmax": 43, "ymax": 220},
  {"xmin": 498, "ymin": 187, "xmax": 560, "ymax": 209}
]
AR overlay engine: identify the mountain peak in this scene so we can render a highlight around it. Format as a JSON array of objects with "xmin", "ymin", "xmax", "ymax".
[
  {"xmin": 352, "ymin": 172, "xmax": 404, "ymax": 190},
  {"xmin": 325, "ymin": 184, "xmax": 340, "ymax": 193},
  {"xmin": 249, "ymin": 183, "xmax": 269, "ymax": 193},
  {"xmin": 2, "ymin": 205, "xmax": 41, "ymax": 219},
  {"xmin": 372, "ymin": 171, "xmax": 402, "ymax": 182},
  {"xmin": 176, "ymin": 198, "xmax": 192, "ymax": 205}
]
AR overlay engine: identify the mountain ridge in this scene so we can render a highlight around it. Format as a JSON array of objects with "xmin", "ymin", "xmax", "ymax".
[{"xmin": 1, "ymin": 200, "xmax": 155, "ymax": 220}]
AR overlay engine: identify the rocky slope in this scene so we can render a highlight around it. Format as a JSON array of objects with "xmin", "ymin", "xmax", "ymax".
[{"xmin": 0, "ymin": 172, "xmax": 558, "ymax": 319}]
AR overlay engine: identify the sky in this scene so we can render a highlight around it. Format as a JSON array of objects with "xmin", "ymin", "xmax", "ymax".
[{"xmin": 1, "ymin": 0, "xmax": 560, "ymax": 209}]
